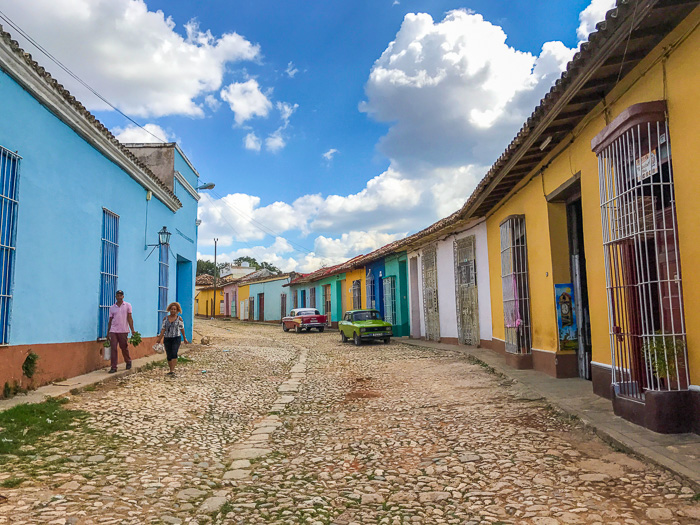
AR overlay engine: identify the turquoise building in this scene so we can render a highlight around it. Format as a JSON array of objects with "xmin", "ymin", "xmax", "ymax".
[{"xmin": 0, "ymin": 28, "xmax": 200, "ymax": 389}]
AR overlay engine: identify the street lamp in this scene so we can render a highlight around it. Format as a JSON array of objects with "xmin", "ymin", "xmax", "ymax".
[
  {"xmin": 157, "ymin": 226, "xmax": 171, "ymax": 245},
  {"xmin": 197, "ymin": 182, "xmax": 215, "ymax": 191}
]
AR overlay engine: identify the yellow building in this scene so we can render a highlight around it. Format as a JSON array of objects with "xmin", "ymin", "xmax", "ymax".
[
  {"xmin": 343, "ymin": 267, "xmax": 366, "ymax": 312},
  {"xmin": 238, "ymin": 284, "xmax": 251, "ymax": 320},
  {"xmin": 194, "ymin": 286, "xmax": 225, "ymax": 317},
  {"xmin": 460, "ymin": 1, "xmax": 699, "ymax": 433}
]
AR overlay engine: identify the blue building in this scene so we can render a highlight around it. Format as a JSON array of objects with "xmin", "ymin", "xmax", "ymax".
[
  {"xmin": 248, "ymin": 273, "xmax": 296, "ymax": 323},
  {"xmin": 0, "ymin": 28, "xmax": 200, "ymax": 389}
]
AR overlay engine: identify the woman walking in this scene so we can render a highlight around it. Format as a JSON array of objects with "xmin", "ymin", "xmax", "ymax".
[{"xmin": 156, "ymin": 302, "xmax": 189, "ymax": 376}]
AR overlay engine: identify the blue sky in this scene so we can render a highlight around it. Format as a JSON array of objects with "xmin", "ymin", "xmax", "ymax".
[{"xmin": 0, "ymin": 0, "xmax": 615, "ymax": 271}]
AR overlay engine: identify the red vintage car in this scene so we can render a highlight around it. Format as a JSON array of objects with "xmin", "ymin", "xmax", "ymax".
[{"xmin": 282, "ymin": 308, "xmax": 327, "ymax": 333}]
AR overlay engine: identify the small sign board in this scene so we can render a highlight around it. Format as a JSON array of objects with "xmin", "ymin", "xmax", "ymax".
[
  {"xmin": 555, "ymin": 283, "xmax": 578, "ymax": 351},
  {"xmin": 635, "ymin": 148, "xmax": 658, "ymax": 182}
]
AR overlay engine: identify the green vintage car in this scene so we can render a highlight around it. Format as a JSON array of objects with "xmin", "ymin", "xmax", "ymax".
[{"xmin": 339, "ymin": 309, "xmax": 392, "ymax": 346}]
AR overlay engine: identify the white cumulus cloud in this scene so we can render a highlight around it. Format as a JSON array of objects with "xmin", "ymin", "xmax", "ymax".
[
  {"xmin": 285, "ymin": 61, "xmax": 299, "ymax": 78},
  {"xmin": 322, "ymin": 148, "xmax": 339, "ymax": 161},
  {"xmin": 244, "ymin": 132, "xmax": 262, "ymax": 152},
  {"xmin": 360, "ymin": 9, "xmax": 576, "ymax": 175},
  {"xmin": 0, "ymin": 0, "xmax": 260, "ymax": 118},
  {"xmin": 114, "ymin": 123, "xmax": 174, "ymax": 143},
  {"xmin": 220, "ymin": 79, "xmax": 273, "ymax": 125},
  {"xmin": 577, "ymin": 0, "xmax": 616, "ymax": 42}
]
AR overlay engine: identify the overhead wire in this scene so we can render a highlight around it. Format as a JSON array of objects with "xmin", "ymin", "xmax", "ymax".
[
  {"xmin": 0, "ymin": 10, "xmax": 166, "ymax": 144},
  {"xmin": 0, "ymin": 10, "xmax": 315, "ymax": 258}
]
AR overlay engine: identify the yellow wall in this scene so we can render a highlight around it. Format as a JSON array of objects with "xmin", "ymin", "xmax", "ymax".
[
  {"xmin": 238, "ymin": 285, "xmax": 250, "ymax": 318},
  {"xmin": 486, "ymin": 8, "xmax": 700, "ymax": 384},
  {"xmin": 344, "ymin": 268, "xmax": 366, "ymax": 311},
  {"xmin": 195, "ymin": 288, "xmax": 222, "ymax": 316}
]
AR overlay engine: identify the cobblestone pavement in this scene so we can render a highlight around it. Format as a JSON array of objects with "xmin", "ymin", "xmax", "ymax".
[{"xmin": 1, "ymin": 319, "xmax": 698, "ymax": 525}]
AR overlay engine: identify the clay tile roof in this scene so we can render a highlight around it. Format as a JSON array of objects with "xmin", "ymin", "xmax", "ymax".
[
  {"xmin": 458, "ymin": 0, "xmax": 699, "ymax": 221},
  {"xmin": 195, "ymin": 274, "xmax": 214, "ymax": 286},
  {"xmin": 0, "ymin": 25, "xmax": 181, "ymax": 207}
]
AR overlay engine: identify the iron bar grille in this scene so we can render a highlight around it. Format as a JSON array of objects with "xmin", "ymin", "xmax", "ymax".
[
  {"xmin": 500, "ymin": 216, "xmax": 531, "ymax": 354},
  {"xmin": 309, "ymin": 287, "xmax": 316, "ymax": 308},
  {"xmin": 383, "ymin": 276, "xmax": 397, "ymax": 326},
  {"xmin": 454, "ymin": 235, "xmax": 479, "ymax": 346},
  {"xmin": 280, "ymin": 293, "xmax": 287, "ymax": 319},
  {"xmin": 421, "ymin": 245, "xmax": 440, "ymax": 341},
  {"xmin": 324, "ymin": 284, "xmax": 332, "ymax": 326},
  {"xmin": 352, "ymin": 280, "xmax": 361, "ymax": 310},
  {"xmin": 597, "ymin": 118, "xmax": 688, "ymax": 399},
  {"xmin": 98, "ymin": 209, "xmax": 119, "ymax": 338},
  {"xmin": 366, "ymin": 273, "xmax": 376, "ymax": 309},
  {"xmin": 0, "ymin": 147, "xmax": 19, "ymax": 344},
  {"xmin": 157, "ymin": 244, "xmax": 169, "ymax": 330}
]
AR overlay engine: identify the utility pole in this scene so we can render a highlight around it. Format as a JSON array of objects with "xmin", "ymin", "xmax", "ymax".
[{"xmin": 213, "ymin": 238, "xmax": 218, "ymax": 319}]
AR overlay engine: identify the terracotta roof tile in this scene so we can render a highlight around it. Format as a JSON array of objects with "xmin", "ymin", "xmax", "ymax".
[{"xmin": 0, "ymin": 25, "xmax": 182, "ymax": 207}]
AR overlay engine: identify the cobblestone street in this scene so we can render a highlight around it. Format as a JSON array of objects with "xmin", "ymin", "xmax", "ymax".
[{"xmin": 1, "ymin": 319, "xmax": 698, "ymax": 524}]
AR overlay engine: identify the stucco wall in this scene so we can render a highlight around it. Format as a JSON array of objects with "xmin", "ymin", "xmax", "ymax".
[
  {"xmin": 0, "ymin": 69, "xmax": 197, "ymax": 348},
  {"xmin": 344, "ymin": 268, "xmax": 366, "ymax": 311},
  {"xmin": 248, "ymin": 277, "xmax": 290, "ymax": 322},
  {"xmin": 484, "ymin": 7, "xmax": 700, "ymax": 387}
]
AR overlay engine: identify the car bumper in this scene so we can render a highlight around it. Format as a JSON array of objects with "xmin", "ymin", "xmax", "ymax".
[
  {"xmin": 301, "ymin": 323, "xmax": 325, "ymax": 329},
  {"xmin": 360, "ymin": 332, "xmax": 392, "ymax": 339}
]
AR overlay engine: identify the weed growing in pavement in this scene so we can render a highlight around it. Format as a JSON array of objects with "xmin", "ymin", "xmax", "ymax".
[
  {"xmin": 219, "ymin": 501, "xmax": 234, "ymax": 515},
  {"xmin": 0, "ymin": 398, "xmax": 89, "ymax": 455},
  {"xmin": 0, "ymin": 476, "xmax": 24, "ymax": 488},
  {"xmin": 83, "ymin": 385, "xmax": 97, "ymax": 392},
  {"xmin": 465, "ymin": 354, "xmax": 507, "ymax": 379},
  {"xmin": 177, "ymin": 355, "xmax": 193, "ymax": 364},
  {"xmin": 692, "ymin": 493, "xmax": 700, "ymax": 502}
]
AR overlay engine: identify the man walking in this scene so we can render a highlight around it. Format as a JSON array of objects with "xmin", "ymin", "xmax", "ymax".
[{"xmin": 107, "ymin": 290, "xmax": 136, "ymax": 373}]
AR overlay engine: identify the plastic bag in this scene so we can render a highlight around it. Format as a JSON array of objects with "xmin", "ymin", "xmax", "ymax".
[
  {"xmin": 152, "ymin": 343, "xmax": 165, "ymax": 354},
  {"xmin": 103, "ymin": 346, "xmax": 111, "ymax": 361}
]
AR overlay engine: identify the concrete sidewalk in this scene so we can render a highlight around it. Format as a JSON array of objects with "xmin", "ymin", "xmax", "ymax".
[{"xmin": 400, "ymin": 337, "xmax": 700, "ymax": 491}]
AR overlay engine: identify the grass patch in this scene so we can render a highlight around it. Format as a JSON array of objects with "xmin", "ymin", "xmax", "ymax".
[
  {"xmin": 83, "ymin": 385, "xmax": 97, "ymax": 392},
  {"xmin": 219, "ymin": 501, "xmax": 234, "ymax": 515},
  {"xmin": 466, "ymin": 355, "xmax": 504, "ymax": 377},
  {"xmin": 177, "ymin": 355, "xmax": 193, "ymax": 364},
  {"xmin": 0, "ymin": 398, "xmax": 89, "ymax": 455},
  {"xmin": 0, "ymin": 476, "xmax": 24, "ymax": 488},
  {"xmin": 692, "ymin": 493, "xmax": 700, "ymax": 502}
]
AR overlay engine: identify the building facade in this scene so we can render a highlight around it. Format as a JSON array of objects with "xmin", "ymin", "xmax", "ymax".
[{"xmin": 0, "ymin": 27, "xmax": 199, "ymax": 390}]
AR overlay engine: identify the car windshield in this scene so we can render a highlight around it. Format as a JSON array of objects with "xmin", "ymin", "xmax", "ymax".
[
  {"xmin": 353, "ymin": 311, "xmax": 380, "ymax": 322},
  {"xmin": 296, "ymin": 309, "xmax": 319, "ymax": 316}
]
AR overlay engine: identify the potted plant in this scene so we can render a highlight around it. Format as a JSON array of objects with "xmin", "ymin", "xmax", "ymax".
[{"xmin": 645, "ymin": 332, "xmax": 685, "ymax": 388}]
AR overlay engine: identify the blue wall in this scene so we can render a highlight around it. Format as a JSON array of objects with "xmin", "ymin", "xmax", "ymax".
[
  {"xmin": 365, "ymin": 260, "xmax": 386, "ymax": 320},
  {"xmin": 249, "ymin": 276, "xmax": 290, "ymax": 322},
  {"xmin": 0, "ymin": 70, "xmax": 198, "ymax": 344}
]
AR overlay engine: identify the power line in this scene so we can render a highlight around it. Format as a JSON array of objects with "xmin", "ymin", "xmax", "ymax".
[
  {"xmin": 0, "ymin": 10, "xmax": 166, "ymax": 144},
  {"xmin": 0, "ymin": 10, "xmax": 314, "ymax": 257}
]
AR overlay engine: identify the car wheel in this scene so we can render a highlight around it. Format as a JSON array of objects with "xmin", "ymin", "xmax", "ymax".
[
  {"xmin": 282, "ymin": 324, "xmax": 288, "ymax": 332},
  {"xmin": 305, "ymin": 327, "xmax": 311, "ymax": 332},
  {"xmin": 383, "ymin": 338, "xmax": 390, "ymax": 344},
  {"xmin": 296, "ymin": 325, "xmax": 302, "ymax": 334},
  {"xmin": 353, "ymin": 332, "xmax": 362, "ymax": 346},
  {"xmin": 318, "ymin": 326, "xmax": 325, "ymax": 333},
  {"xmin": 341, "ymin": 331, "xmax": 348, "ymax": 343}
]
